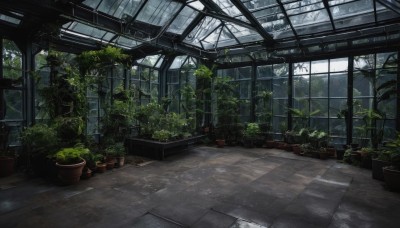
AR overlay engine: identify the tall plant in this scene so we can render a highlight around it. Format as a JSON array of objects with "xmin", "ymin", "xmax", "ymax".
[{"xmin": 355, "ymin": 53, "xmax": 397, "ymax": 148}]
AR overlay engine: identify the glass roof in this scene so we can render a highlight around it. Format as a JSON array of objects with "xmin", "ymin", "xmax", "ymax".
[
  {"xmin": 61, "ymin": 22, "xmax": 141, "ymax": 49},
  {"xmin": 1, "ymin": 0, "xmax": 396, "ymax": 56},
  {"xmin": 0, "ymin": 13, "xmax": 21, "ymax": 26},
  {"xmin": 136, "ymin": 54, "xmax": 164, "ymax": 67},
  {"xmin": 74, "ymin": 0, "xmax": 400, "ymax": 54},
  {"xmin": 169, "ymin": 55, "xmax": 198, "ymax": 69}
]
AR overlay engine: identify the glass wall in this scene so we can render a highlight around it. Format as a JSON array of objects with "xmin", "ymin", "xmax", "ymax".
[
  {"xmin": 293, "ymin": 58, "xmax": 348, "ymax": 144},
  {"xmin": 217, "ymin": 66, "xmax": 252, "ymax": 123},
  {"xmin": 353, "ymin": 52, "xmax": 398, "ymax": 147},
  {"xmin": 130, "ymin": 54, "xmax": 163, "ymax": 105},
  {"xmin": 257, "ymin": 63, "xmax": 289, "ymax": 139},
  {"xmin": 1, "ymin": 39, "xmax": 23, "ymax": 147},
  {"xmin": 221, "ymin": 51, "xmax": 399, "ymax": 145}
]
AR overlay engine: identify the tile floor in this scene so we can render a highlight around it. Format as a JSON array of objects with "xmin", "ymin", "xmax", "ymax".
[{"xmin": 0, "ymin": 146, "xmax": 399, "ymax": 228}]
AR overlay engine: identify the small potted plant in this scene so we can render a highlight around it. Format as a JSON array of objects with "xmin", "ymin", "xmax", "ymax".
[
  {"xmin": 55, "ymin": 145, "xmax": 89, "ymax": 185},
  {"xmin": 105, "ymin": 142, "xmax": 127, "ymax": 168},
  {"xmin": 243, "ymin": 123, "xmax": 261, "ymax": 148}
]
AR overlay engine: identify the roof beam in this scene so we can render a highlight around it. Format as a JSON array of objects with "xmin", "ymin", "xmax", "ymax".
[
  {"xmin": 376, "ymin": 0, "xmax": 400, "ymax": 15},
  {"xmin": 322, "ymin": 0, "xmax": 336, "ymax": 31},
  {"xmin": 275, "ymin": 0, "xmax": 300, "ymax": 43},
  {"xmin": 229, "ymin": 0, "xmax": 275, "ymax": 44}
]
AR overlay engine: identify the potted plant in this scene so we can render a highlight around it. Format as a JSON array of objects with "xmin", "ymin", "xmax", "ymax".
[
  {"xmin": 55, "ymin": 145, "xmax": 89, "ymax": 185},
  {"xmin": 243, "ymin": 123, "xmax": 261, "ymax": 148},
  {"xmin": 360, "ymin": 147, "xmax": 373, "ymax": 169},
  {"xmin": 382, "ymin": 133, "xmax": 400, "ymax": 190},
  {"xmin": 372, "ymin": 150, "xmax": 391, "ymax": 181},
  {"xmin": 105, "ymin": 142, "xmax": 126, "ymax": 168}
]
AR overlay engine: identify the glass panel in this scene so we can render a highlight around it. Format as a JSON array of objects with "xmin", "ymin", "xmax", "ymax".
[
  {"xmin": 136, "ymin": 0, "xmax": 182, "ymax": 26},
  {"xmin": 188, "ymin": 1, "xmax": 205, "ymax": 11},
  {"xmin": 225, "ymin": 23, "xmax": 263, "ymax": 44},
  {"xmin": 257, "ymin": 65, "xmax": 273, "ymax": 78},
  {"xmin": 0, "ymin": 14, "xmax": 21, "ymax": 25},
  {"xmin": 2, "ymin": 39, "xmax": 22, "ymax": 80},
  {"xmin": 329, "ymin": 73, "xmax": 347, "ymax": 97},
  {"xmin": 376, "ymin": 2, "xmax": 400, "ymax": 22},
  {"xmin": 170, "ymin": 56, "xmax": 188, "ymax": 69},
  {"xmin": 293, "ymin": 76, "xmax": 309, "ymax": 98},
  {"xmin": 311, "ymin": 60, "xmax": 328, "ymax": 73},
  {"xmin": 184, "ymin": 16, "xmax": 221, "ymax": 47},
  {"xmin": 4, "ymin": 90, "xmax": 23, "ymax": 120},
  {"xmin": 330, "ymin": 58, "xmax": 348, "ymax": 72},
  {"xmin": 139, "ymin": 54, "xmax": 162, "ymax": 67},
  {"xmin": 114, "ymin": 36, "xmax": 141, "ymax": 49},
  {"xmin": 330, "ymin": 0, "xmax": 374, "ymax": 29},
  {"xmin": 353, "ymin": 71, "xmax": 373, "ymax": 97},
  {"xmin": 274, "ymin": 63, "xmax": 289, "ymax": 77},
  {"xmin": 310, "ymin": 74, "xmax": 328, "ymax": 97},
  {"xmin": 82, "ymin": 0, "xmax": 100, "ymax": 9},
  {"xmin": 293, "ymin": 62, "xmax": 310, "ymax": 75},
  {"xmin": 212, "ymin": 0, "xmax": 249, "ymax": 23},
  {"xmin": 239, "ymin": 81, "xmax": 251, "ymax": 99},
  {"xmin": 167, "ymin": 6, "xmax": 198, "ymax": 34}
]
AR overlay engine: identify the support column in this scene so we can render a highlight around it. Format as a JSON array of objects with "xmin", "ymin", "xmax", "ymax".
[
  {"xmin": 347, "ymin": 56, "xmax": 354, "ymax": 145},
  {"xmin": 288, "ymin": 61, "xmax": 293, "ymax": 131},
  {"xmin": 250, "ymin": 61, "xmax": 256, "ymax": 122}
]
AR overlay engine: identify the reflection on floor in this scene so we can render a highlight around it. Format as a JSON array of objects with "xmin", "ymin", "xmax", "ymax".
[{"xmin": 1, "ymin": 146, "xmax": 399, "ymax": 228}]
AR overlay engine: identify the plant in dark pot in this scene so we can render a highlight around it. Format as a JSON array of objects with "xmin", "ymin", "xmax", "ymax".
[
  {"xmin": 382, "ymin": 133, "xmax": 400, "ymax": 191},
  {"xmin": 55, "ymin": 145, "xmax": 89, "ymax": 185},
  {"xmin": 372, "ymin": 150, "xmax": 391, "ymax": 181}
]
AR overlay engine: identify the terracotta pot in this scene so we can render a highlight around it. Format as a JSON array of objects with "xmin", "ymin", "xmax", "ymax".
[
  {"xmin": 265, "ymin": 140, "xmax": 276, "ymax": 148},
  {"xmin": 106, "ymin": 161, "xmax": 115, "ymax": 170},
  {"xmin": 292, "ymin": 145, "xmax": 302, "ymax": 155},
  {"xmin": 56, "ymin": 160, "xmax": 86, "ymax": 185},
  {"xmin": 115, "ymin": 156, "xmax": 125, "ymax": 168},
  {"xmin": 0, "ymin": 156, "xmax": 15, "ymax": 177},
  {"xmin": 96, "ymin": 163, "xmax": 107, "ymax": 173},
  {"xmin": 216, "ymin": 139, "xmax": 225, "ymax": 148}
]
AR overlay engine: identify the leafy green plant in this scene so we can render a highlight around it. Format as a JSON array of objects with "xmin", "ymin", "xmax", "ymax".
[
  {"xmin": 105, "ymin": 143, "xmax": 126, "ymax": 157},
  {"xmin": 20, "ymin": 124, "xmax": 59, "ymax": 156},
  {"xmin": 243, "ymin": 123, "xmax": 261, "ymax": 139},
  {"xmin": 152, "ymin": 130, "xmax": 172, "ymax": 142},
  {"xmin": 55, "ymin": 146, "xmax": 90, "ymax": 165}
]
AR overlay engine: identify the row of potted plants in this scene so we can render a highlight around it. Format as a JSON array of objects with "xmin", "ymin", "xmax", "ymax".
[{"xmin": 342, "ymin": 134, "xmax": 400, "ymax": 191}]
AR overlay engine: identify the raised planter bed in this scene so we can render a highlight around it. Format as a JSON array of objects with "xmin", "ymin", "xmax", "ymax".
[{"xmin": 127, "ymin": 135, "xmax": 206, "ymax": 160}]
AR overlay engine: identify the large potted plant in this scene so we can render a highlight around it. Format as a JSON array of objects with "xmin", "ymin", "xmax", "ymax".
[
  {"xmin": 382, "ymin": 133, "xmax": 400, "ymax": 190},
  {"xmin": 55, "ymin": 145, "xmax": 89, "ymax": 185}
]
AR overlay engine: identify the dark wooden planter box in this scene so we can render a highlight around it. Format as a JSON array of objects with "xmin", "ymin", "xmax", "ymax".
[{"xmin": 127, "ymin": 135, "xmax": 206, "ymax": 160}]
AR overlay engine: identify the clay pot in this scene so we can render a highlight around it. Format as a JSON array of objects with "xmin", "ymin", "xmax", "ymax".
[
  {"xmin": 56, "ymin": 160, "xmax": 86, "ymax": 185},
  {"xmin": 216, "ymin": 139, "xmax": 225, "ymax": 148},
  {"xmin": 115, "ymin": 156, "xmax": 125, "ymax": 168},
  {"xmin": 0, "ymin": 156, "xmax": 14, "ymax": 177},
  {"xmin": 96, "ymin": 163, "xmax": 107, "ymax": 173}
]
